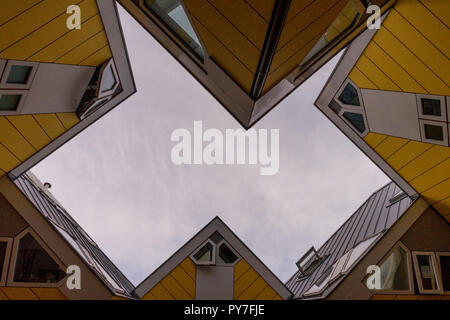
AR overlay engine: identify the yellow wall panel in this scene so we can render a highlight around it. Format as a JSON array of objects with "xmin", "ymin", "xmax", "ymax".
[
  {"xmin": 180, "ymin": 257, "xmax": 196, "ymax": 281},
  {"xmin": 364, "ymin": 132, "xmax": 387, "ymax": 148},
  {"xmin": 160, "ymin": 274, "xmax": 192, "ymax": 300},
  {"xmin": 0, "ymin": 0, "xmax": 42, "ymax": 26},
  {"xmin": 56, "ymin": 113, "xmax": 80, "ymax": 130},
  {"xmin": 361, "ymin": 41, "xmax": 425, "ymax": 93},
  {"xmin": 185, "ymin": 0, "xmax": 261, "ymax": 73},
  {"xmin": 383, "ymin": 9, "xmax": 450, "ymax": 86},
  {"xmin": 7, "ymin": 115, "xmax": 51, "ymax": 150},
  {"xmin": 420, "ymin": 0, "xmax": 450, "ymax": 29},
  {"xmin": 398, "ymin": 145, "xmax": 450, "ymax": 181},
  {"xmin": 409, "ymin": 159, "xmax": 450, "ymax": 193},
  {"xmin": 374, "ymin": 136, "xmax": 408, "ymax": 159},
  {"xmin": 31, "ymin": 288, "xmax": 66, "ymax": 300},
  {"xmin": 0, "ymin": 117, "xmax": 35, "ymax": 161},
  {"xmin": 191, "ymin": 17, "xmax": 254, "ymax": 93},
  {"xmin": 371, "ymin": 26, "xmax": 449, "ymax": 95},
  {"xmin": 141, "ymin": 290, "xmax": 157, "ymax": 300},
  {"xmin": 0, "ymin": 144, "xmax": 20, "ymax": 172},
  {"xmin": 245, "ymin": 0, "xmax": 275, "ymax": 22},
  {"xmin": 234, "ymin": 259, "xmax": 251, "ymax": 281},
  {"xmin": 433, "ymin": 197, "xmax": 450, "ymax": 217},
  {"xmin": 0, "ymin": 288, "xmax": 8, "ymax": 300},
  {"xmin": 254, "ymin": 285, "xmax": 277, "ymax": 300},
  {"xmin": 208, "ymin": 0, "xmax": 268, "ymax": 50},
  {"xmin": 354, "ymin": 55, "xmax": 401, "ymax": 91},
  {"xmin": 33, "ymin": 114, "xmax": 66, "ymax": 140},
  {"xmin": 79, "ymin": 45, "xmax": 113, "ymax": 66},
  {"xmin": 29, "ymin": 14, "xmax": 106, "ymax": 64},
  {"xmin": 234, "ymin": 266, "xmax": 259, "ymax": 299},
  {"xmin": 0, "ymin": 287, "xmax": 38, "ymax": 300},
  {"xmin": 421, "ymin": 179, "xmax": 450, "ymax": 205},
  {"xmin": 149, "ymin": 282, "xmax": 175, "ymax": 300},
  {"xmin": 236, "ymin": 276, "xmax": 268, "ymax": 300},
  {"xmin": 395, "ymin": 0, "xmax": 450, "ymax": 58},
  {"xmin": 170, "ymin": 266, "xmax": 195, "ymax": 298},
  {"xmin": 348, "ymin": 66, "xmax": 378, "ymax": 90},
  {"xmin": 0, "ymin": 0, "xmax": 99, "ymax": 61},
  {"xmin": 386, "ymin": 141, "xmax": 433, "ymax": 170}
]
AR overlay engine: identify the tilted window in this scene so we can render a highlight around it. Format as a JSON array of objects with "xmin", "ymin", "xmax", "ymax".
[
  {"xmin": 190, "ymin": 237, "xmax": 240, "ymax": 266},
  {"xmin": 339, "ymin": 83, "xmax": 360, "ymax": 106},
  {"xmin": 412, "ymin": 252, "xmax": 442, "ymax": 294}
]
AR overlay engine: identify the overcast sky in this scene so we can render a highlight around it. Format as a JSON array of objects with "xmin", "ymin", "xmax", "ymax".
[{"xmin": 32, "ymin": 6, "xmax": 390, "ymax": 285}]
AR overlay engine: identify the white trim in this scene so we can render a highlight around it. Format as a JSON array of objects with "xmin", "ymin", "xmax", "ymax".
[
  {"xmin": 436, "ymin": 252, "xmax": 450, "ymax": 295},
  {"xmin": 419, "ymin": 119, "xmax": 449, "ymax": 146},
  {"xmin": 412, "ymin": 251, "xmax": 443, "ymax": 294},
  {"xmin": 0, "ymin": 60, "xmax": 38, "ymax": 90},
  {"xmin": 7, "ymin": 227, "xmax": 67, "ymax": 288},
  {"xmin": 0, "ymin": 89, "xmax": 28, "ymax": 115},
  {"xmin": 416, "ymin": 94, "xmax": 447, "ymax": 122},
  {"xmin": 97, "ymin": 59, "xmax": 120, "ymax": 99},
  {"xmin": 0, "ymin": 237, "xmax": 13, "ymax": 286},
  {"xmin": 0, "ymin": 60, "xmax": 6, "ymax": 79},
  {"xmin": 190, "ymin": 239, "xmax": 216, "ymax": 266}
]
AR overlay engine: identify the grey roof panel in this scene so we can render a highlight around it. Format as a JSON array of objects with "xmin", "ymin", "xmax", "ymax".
[
  {"xmin": 15, "ymin": 173, "xmax": 136, "ymax": 298},
  {"xmin": 285, "ymin": 181, "xmax": 413, "ymax": 299}
]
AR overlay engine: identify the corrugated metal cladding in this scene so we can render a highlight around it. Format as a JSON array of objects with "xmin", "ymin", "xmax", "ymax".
[
  {"xmin": 285, "ymin": 181, "xmax": 413, "ymax": 299},
  {"xmin": 15, "ymin": 173, "xmax": 135, "ymax": 298}
]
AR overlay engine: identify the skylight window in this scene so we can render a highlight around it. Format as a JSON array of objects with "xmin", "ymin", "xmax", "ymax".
[
  {"xmin": 296, "ymin": 247, "xmax": 322, "ymax": 275},
  {"xmin": 412, "ymin": 252, "xmax": 442, "ymax": 294}
]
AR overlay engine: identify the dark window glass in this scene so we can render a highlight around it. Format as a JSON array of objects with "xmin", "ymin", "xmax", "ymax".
[
  {"xmin": 218, "ymin": 243, "xmax": 238, "ymax": 264},
  {"xmin": 343, "ymin": 112, "xmax": 365, "ymax": 133},
  {"xmin": 439, "ymin": 256, "xmax": 450, "ymax": 291},
  {"xmin": 7, "ymin": 65, "xmax": 32, "ymax": 84},
  {"xmin": 379, "ymin": 246, "xmax": 410, "ymax": 290},
  {"xmin": 421, "ymin": 98, "xmax": 441, "ymax": 117},
  {"xmin": 0, "ymin": 242, "xmax": 7, "ymax": 279},
  {"xmin": 338, "ymin": 83, "xmax": 360, "ymax": 106},
  {"xmin": 416, "ymin": 254, "xmax": 438, "ymax": 291},
  {"xmin": 0, "ymin": 94, "xmax": 21, "ymax": 111},
  {"xmin": 193, "ymin": 242, "xmax": 213, "ymax": 263},
  {"xmin": 424, "ymin": 124, "xmax": 444, "ymax": 141},
  {"xmin": 14, "ymin": 233, "xmax": 65, "ymax": 283},
  {"xmin": 316, "ymin": 266, "xmax": 333, "ymax": 286}
]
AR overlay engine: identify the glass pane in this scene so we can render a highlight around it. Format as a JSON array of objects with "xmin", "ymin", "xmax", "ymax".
[
  {"xmin": 416, "ymin": 254, "xmax": 438, "ymax": 290},
  {"xmin": 14, "ymin": 233, "xmax": 65, "ymax": 283},
  {"xmin": 424, "ymin": 124, "xmax": 444, "ymax": 141},
  {"xmin": 0, "ymin": 241, "xmax": 7, "ymax": 279},
  {"xmin": 379, "ymin": 246, "xmax": 410, "ymax": 290},
  {"xmin": 144, "ymin": 0, "xmax": 204, "ymax": 59},
  {"xmin": 218, "ymin": 243, "xmax": 238, "ymax": 264},
  {"xmin": 0, "ymin": 94, "xmax": 21, "ymax": 111},
  {"xmin": 193, "ymin": 242, "xmax": 213, "ymax": 262},
  {"xmin": 7, "ymin": 65, "xmax": 32, "ymax": 84},
  {"xmin": 338, "ymin": 83, "xmax": 360, "ymax": 106},
  {"xmin": 300, "ymin": 1, "xmax": 360, "ymax": 67},
  {"xmin": 100, "ymin": 65, "xmax": 117, "ymax": 93},
  {"xmin": 421, "ymin": 98, "xmax": 441, "ymax": 116},
  {"xmin": 343, "ymin": 112, "xmax": 365, "ymax": 133},
  {"xmin": 439, "ymin": 256, "xmax": 450, "ymax": 291}
]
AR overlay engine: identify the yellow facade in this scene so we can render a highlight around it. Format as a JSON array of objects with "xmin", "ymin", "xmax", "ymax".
[
  {"xmin": 0, "ymin": 0, "xmax": 113, "ymax": 179},
  {"xmin": 0, "ymin": 287, "xmax": 66, "ymax": 300},
  {"xmin": 347, "ymin": 0, "xmax": 450, "ymax": 220}
]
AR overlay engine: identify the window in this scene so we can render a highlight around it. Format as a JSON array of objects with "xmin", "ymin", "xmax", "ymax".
[
  {"xmin": 217, "ymin": 242, "xmax": 238, "ymax": 265},
  {"xmin": 412, "ymin": 251, "xmax": 442, "ymax": 294},
  {"xmin": 7, "ymin": 65, "xmax": 32, "ymax": 84},
  {"xmin": 423, "ymin": 123, "xmax": 444, "ymax": 141},
  {"xmin": 342, "ymin": 111, "xmax": 366, "ymax": 134},
  {"xmin": 12, "ymin": 232, "xmax": 65, "ymax": 284},
  {"xmin": 100, "ymin": 65, "xmax": 117, "ymax": 93},
  {"xmin": 339, "ymin": 83, "xmax": 360, "ymax": 106},
  {"xmin": 421, "ymin": 98, "xmax": 441, "ymax": 117},
  {"xmin": 143, "ymin": 0, "xmax": 204, "ymax": 59},
  {"xmin": 437, "ymin": 253, "xmax": 450, "ymax": 293},
  {"xmin": 191, "ymin": 240, "xmax": 215, "ymax": 265},
  {"xmin": 97, "ymin": 60, "xmax": 119, "ymax": 98},
  {"xmin": 0, "ymin": 239, "xmax": 12, "ymax": 285},
  {"xmin": 296, "ymin": 247, "xmax": 322, "ymax": 275},
  {"xmin": 0, "ymin": 60, "xmax": 38, "ymax": 89},
  {"xmin": 303, "ymin": 266, "xmax": 333, "ymax": 297},
  {"xmin": 378, "ymin": 245, "xmax": 411, "ymax": 291},
  {"xmin": 0, "ymin": 93, "xmax": 21, "ymax": 111}
]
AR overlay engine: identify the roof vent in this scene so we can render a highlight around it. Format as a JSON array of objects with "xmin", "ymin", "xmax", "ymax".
[
  {"xmin": 296, "ymin": 247, "xmax": 322, "ymax": 275},
  {"xmin": 43, "ymin": 182, "xmax": 52, "ymax": 189}
]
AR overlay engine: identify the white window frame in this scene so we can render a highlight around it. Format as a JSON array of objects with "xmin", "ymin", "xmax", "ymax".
[
  {"xmin": 367, "ymin": 241, "xmax": 414, "ymax": 295},
  {"xmin": 190, "ymin": 239, "xmax": 216, "ymax": 266},
  {"xmin": 0, "ymin": 237, "xmax": 13, "ymax": 286},
  {"xmin": 0, "ymin": 60, "xmax": 38, "ymax": 90},
  {"xmin": 436, "ymin": 252, "xmax": 450, "ymax": 295},
  {"xmin": 7, "ymin": 228, "xmax": 67, "ymax": 288},
  {"xmin": 416, "ymin": 94, "xmax": 446, "ymax": 122},
  {"xmin": 0, "ymin": 89, "xmax": 28, "ymax": 115},
  {"xmin": 216, "ymin": 239, "xmax": 241, "ymax": 266},
  {"xmin": 412, "ymin": 251, "xmax": 443, "ymax": 294},
  {"xmin": 97, "ymin": 59, "xmax": 120, "ymax": 99},
  {"xmin": 419, "ymin": 119, "xmax": 448, "ymax": 146}
]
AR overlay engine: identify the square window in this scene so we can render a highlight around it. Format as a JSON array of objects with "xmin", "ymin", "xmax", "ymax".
[
  {"xmin": 424, "ymin": 123, "xmax": 444, "ymax": 141},
  {"xmin": 421, "ymin": 98, "xmax": 441, "ymax": 117},
  {"xmin": 0, "ymin": 94, "xmax": 21, "ymax": 111},
  {"xmin": 7, "ymin": 65, "xmax": 32, "ymax": 84},
  {"xmin": 438, "ymin": 255, "xmax": 450, "ymax": 292}
]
